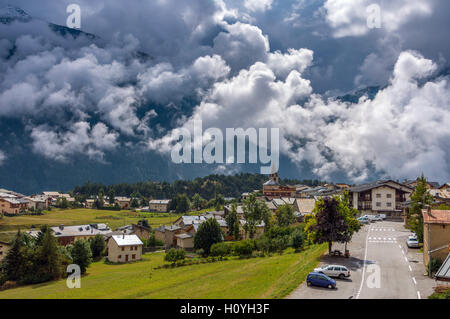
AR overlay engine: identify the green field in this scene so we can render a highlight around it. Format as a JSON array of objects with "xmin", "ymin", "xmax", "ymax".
[
  {"xmin": 0, "ymin": 244, "xmax": 327, "ymax": 299},
  {"xmin": 0, "ymin": 208, "xmax": 183, "ymax": 242}
]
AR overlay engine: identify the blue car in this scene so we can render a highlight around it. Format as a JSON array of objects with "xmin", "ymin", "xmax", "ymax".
[{"xmin": 306, "ymin": 272, "xmax": 336, "ymax": 289}]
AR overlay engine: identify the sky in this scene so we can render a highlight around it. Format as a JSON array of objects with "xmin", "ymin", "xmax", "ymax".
[{"xmin": 0, "ymin": 0, "xmax": 449, "ymax": 191}]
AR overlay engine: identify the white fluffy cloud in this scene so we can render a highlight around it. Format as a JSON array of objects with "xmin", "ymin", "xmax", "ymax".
[
  {"xmin": 148, "ymin": 50, "xmax": 450, "ymax": 182},
  {"xmin": 213, "ymin": 22, "xmax": 270, "ymax": 70},
  {"xmin": 324, "ymin": 0, "xmax": 433, "ymax": 37},
  {"xmin": 138, "ymin": 55, "xmax": 230, "ymax": 104},
  {"xmin": 244, "ymin": 0, "xmax": 274, "ymax": 12},
  {"xmin": 30, "ymin": 122, "xmax": 119, "ymax": 161}
]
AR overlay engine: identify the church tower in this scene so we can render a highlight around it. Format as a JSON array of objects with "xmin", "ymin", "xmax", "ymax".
[{"xmin": 269, "ymin": 164, "xmax": 279, "ymax": 184}]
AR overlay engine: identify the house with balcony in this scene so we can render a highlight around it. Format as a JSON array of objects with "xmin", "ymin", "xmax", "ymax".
[{"xmin": 348, "ymin": 180, "xmax": 413, "ymax": 219}]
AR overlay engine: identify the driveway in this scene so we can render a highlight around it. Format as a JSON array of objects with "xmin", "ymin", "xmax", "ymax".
[{"xmin": 287, "ymin": 221, "xmax": 436, "ymax": 299}]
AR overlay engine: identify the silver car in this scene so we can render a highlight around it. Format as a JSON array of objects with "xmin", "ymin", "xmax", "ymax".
[
  {"xmin": 313, "ymin": 265, "xmax": 351, "ymax": 279},
  {"xmin": 407, "ymin": 237, "xmax": 420, "ymax": 248}
]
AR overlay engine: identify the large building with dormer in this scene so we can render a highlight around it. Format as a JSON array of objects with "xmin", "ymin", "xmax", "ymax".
[{"xmin": 348, "ymin": 180, "xmax": 413, "ymax": 219}]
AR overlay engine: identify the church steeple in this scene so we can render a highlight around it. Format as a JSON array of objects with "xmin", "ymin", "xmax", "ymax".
[{"xmin": 269, "ymin": 164, "xmax": 279, "ymax": 184}]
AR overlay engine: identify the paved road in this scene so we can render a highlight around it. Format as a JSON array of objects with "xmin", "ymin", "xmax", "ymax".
[{"xmin": 287, "ymin": 221, "xmax": 435, "ymax": 299}]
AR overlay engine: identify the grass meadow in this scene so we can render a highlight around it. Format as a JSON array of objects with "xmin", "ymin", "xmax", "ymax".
[
  {"xmin": 0, "ymin": 244, "xmax": 327, "ymax": 299},
  {"xmin": 0, "ymin": 208, "xmax": 182, "ymax": 242}
]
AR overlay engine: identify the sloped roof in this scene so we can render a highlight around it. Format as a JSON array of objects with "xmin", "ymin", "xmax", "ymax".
[
  {"xmin": 217, "ymin": 219, "xmax": 228, "ymax": 227},
  {"xmin": 51, "ymin": 224, "xmax": 112, "ymax": 237},
  {"xmin": 224, "ymin": 205, "xmax": 244, "ymax": 214},
  {"xmin": 239, "ymin": 219, "xmax": 265, "ymax": 227},
  {"xmin": 1, "ymin": 197, "xmax": 29, "ymax": 204},
  {"xmin": 175, "ymin": 233, "xmax": 193, "ymax": 239},
  {"xmin": 272, "ymin": 198, "xmax": 286, "ymax": 207},
  {"xmin": 266, "ymin": 201, "xmax": 276, "ymax": 210},
  {"xmin": 422, "ymin": 210, "xmax": 450, "ymax": 224},
  {"xmin": 150, "ymin": 199, "xmax": 171, "ymax": 204},
  {"xmin": 281, "ymin": 197, "xmax": 295, "ymax": 205},
  {"xmin": 112, "ymin": 234, "xmax": 143, "ymax": 246},
  {"xmin": 348, "ymin": 180, "xmax": 412, "ymax": 193},
  {"xmin": 295, "ymin": 198, "xmax": 316, "ymax": 213},
  {"xmin": 42, "ymin": 191, "xmax": 60, "ymax": 196}
]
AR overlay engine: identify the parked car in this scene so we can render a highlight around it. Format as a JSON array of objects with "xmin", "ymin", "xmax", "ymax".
[
  {"xmin": 379, "ymin": 214, "xmax": 386, "ymax": 220},
  {"xmin": 306, "ymin": 272, "xmax": 336, "ymax": 289},
  {"xmin": 358, "ymin": 216, "xmax": 370, "ymax": 224},
  {"xmin": 407, "ymin": 237, "xmax": 420, "ymax": 248},
  {"xmin": 373, "ymin": 214, "xmax": 383, "ymax": 221},
  {"xmin": 314, "ymin": 265, "xmax": 351, "ymax": 279},
  {"xmin": 363, "ymin": 214, "xmax": 378, "ymax": 222}
]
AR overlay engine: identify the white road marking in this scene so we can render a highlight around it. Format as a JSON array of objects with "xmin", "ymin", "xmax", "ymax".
[
  {"xmin": 412, "ymin": 277, "xmax": 417, "ymax": 285},
  {"xmin": 408, "ymin": 265, "xmax": 412, "ymax": 272},
  {"xmin": 417, "ymin": 291, "xmax": 421, "ymax": 299},
  {"xmin": 356, "ymin": 226, "xmax": 370, "ymax": 299},
  {"xmin": 398, "ymin": 244, "xmax": 402, "ymax": 248},
  {"xmin": 404, "ymin": 256, "xmax": 408, "ymax": 262}
]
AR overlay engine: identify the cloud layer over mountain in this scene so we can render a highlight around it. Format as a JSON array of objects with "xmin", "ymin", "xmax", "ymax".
[{"xmin": 0, "ymin": 0, "xmax": 449, "ymax": 191}]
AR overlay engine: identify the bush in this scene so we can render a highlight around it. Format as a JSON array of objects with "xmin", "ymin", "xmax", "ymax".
[
  {"xmin": 164, "ymin": 249, "xmax": 185, "ymax": 263},
  {"xmin": 256, "ymin": 233, "xmax": 289, "ymax": 254},
  {"xmin": 290, "ymin": 227, "xmax": 306, "ymax": 251},
  {"xmin": 210, "ymin": 242, "xmax": 233, "ymax": 257},
  {"xmin": 429, "ymin": 287, "xmax": 450, "ymax": 299},
  {"xmin": 89, "ymin": 234, "xmax": 106, "ymax": 259},
  {"xmin": 233, "ymin": 240, "xmax": 255, "ymax": 256},
  {"xmin": 428, "ymin": 258, "xmax": 443, "ymax": 276},
  {"xmin": 146, "ymin": 234, "xmax": 164, "ymax": 247}
]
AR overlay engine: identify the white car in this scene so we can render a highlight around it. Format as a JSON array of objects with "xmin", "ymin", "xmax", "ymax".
[
  {"xmin": 313, "ymin": 265, "xmax": 351, "ymax": 279},
  {"xmin": 373, "ymin": 214, "xmax": 383, "ymax": 221},
  {"xmin": 379, "ymin": 214, "xmax": 386, "ymax": 220},
  {"xmin": 407, "ymin": 237, "xmax": 420, "ymax": 248},
  {"xmin": 361, "ymin": 215, "xmax": 376, "ymax": 222}
]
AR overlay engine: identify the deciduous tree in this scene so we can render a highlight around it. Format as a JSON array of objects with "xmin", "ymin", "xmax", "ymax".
[{"xmin": 194, "ymin": 218, "xmax": 223, "ymax": 255}]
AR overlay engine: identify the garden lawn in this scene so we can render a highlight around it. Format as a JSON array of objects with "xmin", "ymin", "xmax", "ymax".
[{"xmin": 0, "ymin": 244, "xmax": 327, "ymax": 299}]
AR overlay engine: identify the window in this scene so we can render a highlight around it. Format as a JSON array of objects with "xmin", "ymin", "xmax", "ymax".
[
  {"xmin": 132, "ymin": 254, "xmax": 136, "ymax": 259},
  {"xmin": 376, "ymin": 194, "xmax": 381, "ymax": 198},
  {"xmin": 118, "ymin": 255, "xmax": 122, "ymax": 259},
  {"xmin": 376, "ymin": 202, "xmax": 381, "ymax": 207},
  {"xmin": 386, "ymin": 194, "xmax": 392, "ymax": 198},
  {"xmin": 387, "ymin": 202, "xmax": 392, "ymax": 207},
  {"xmin": 121, "ymin": 247, "xmax": 124, "ymax": 251}
]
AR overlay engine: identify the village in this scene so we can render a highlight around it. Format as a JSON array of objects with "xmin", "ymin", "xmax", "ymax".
[{"xmin": 0, "ymin": 171, "xmax": 449, "ymax": 299}]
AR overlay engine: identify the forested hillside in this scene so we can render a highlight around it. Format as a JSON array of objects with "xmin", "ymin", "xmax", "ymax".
[{"xmin": 72, "ymin": 174, "xmax": 325, "ymax": 200}]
